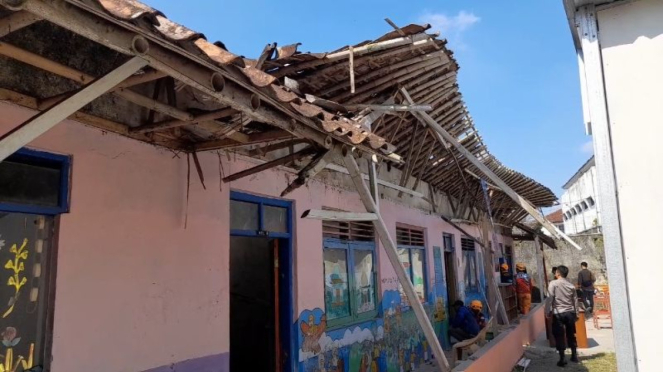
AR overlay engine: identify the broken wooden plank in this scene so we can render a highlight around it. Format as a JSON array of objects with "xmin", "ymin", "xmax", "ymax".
[
  {"xmin": 222, "ymin": 147, "xmax": 315, "ymax": 183},
  {"xmin": 280, "ymin": 150, "xmax": 334, "ymax": 197},
  {"xmin": 195, "ymin": 130, "xmax": 292, "ymax": 151},
  {"xmin": 301, "ymin": 209, "xmax": 378, "ymax": 221},
  {"xmin": 345, "ymin": 104, "xmax": 433, "ymax": 112},
  {"xmin": 132, "ymin": 108, "xmax": 239, "ymax": 133}
]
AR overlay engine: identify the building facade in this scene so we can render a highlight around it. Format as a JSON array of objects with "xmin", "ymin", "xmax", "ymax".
[
  {"xmin": 0, "ymin": 104, "xmax": 517, "ymax": 372},
  {"xmin": 0, "ymin": 1, "xmax": 558, "ymax": 371},
  {"xmin": 564, "ymin": 0, "xmax": 663, "ymax": 370},
  {"xmin": 560, "ymin": 157, "xmax": 600, "ymax": 235}
]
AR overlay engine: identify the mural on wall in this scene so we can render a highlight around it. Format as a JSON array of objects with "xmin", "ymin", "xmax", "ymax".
[
  {"xmin": 298, "ymin": 290, "xmax": 444, "ymax": 372},
  {"xmin": 3, "ymin": 239, "xmax": 28, "ymax": 319},
  {"xmin": 0, "ymin": 214, "xmax": 51, "ymax": 372},
  {"xmin": 431, "ymin": 247, "xmax": 450, "ymax": 350}
]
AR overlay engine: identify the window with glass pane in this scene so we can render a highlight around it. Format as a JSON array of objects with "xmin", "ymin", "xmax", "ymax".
[
  {"xmin": 396, "ymin": 226, "xmax": 427, "ymax": 304},
  {"xmin": 462, "ymin": 237, "xmax": 477, "ymax": 290},
  {"xmin": 398, "ymin": 249, "xmax": 411, "ymax": 280},
  {"xmin": 230, "ymin": 200, "xmax": 259, "ymax": 231},
  {"xmin": 322, "ymin": 214, "xmax": 378, "ymax": 327},
  {"xmin": 263, "ymin": 205, "xmax": 287, "ymax": 233},
  {"xmin": 324, "ymin": 249, "xmax": 351, "ymax": 320},
  {"xmin": 353, "ymin": 250, "xmax": 375, "ymax": 314}
]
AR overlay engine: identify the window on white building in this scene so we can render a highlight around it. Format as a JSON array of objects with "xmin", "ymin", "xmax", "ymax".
[{"xmin": 587, "ymin": 197, "xmax": 595, "ymax": 207}]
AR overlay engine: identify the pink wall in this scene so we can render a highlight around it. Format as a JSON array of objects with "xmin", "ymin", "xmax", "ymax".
[
  {"xmin": 0, "ymin": 103, "xmax": 230, "ymax": 372},
  {"xmin": 455, "ymin": 304, "xmax": 545, "ymax": 372},
  {"xmin": 0, "ymin": 101, "xmax": 514, "ymax": 372}
]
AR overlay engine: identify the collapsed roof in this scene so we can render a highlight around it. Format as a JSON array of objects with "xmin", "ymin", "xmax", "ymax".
[{"xmin": 0, "ymin": 0, "xmax": 557, "ymax": 224}]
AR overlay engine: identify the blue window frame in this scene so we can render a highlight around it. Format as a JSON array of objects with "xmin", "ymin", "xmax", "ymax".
[
  {"xmin": 0, "ymin": 148, "xmax": 70, "ymax": 215},
  {"xmin": 461, "ymin": 237, "xmax": 478, "ymax": 292},
  {"xmin": 323, "ymin": 238, "xmax": 378, "ymax": 328},
  {"xmin": 229, "ymin": 191, "xmax": 291, "ymax": 239},
  {"xmin": 396, "ymin": 225, "xmax": 428, "ymax": 304}
]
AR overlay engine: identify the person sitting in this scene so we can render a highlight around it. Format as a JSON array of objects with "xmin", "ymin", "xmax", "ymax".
[
  {"xmin": 449, "ymin": 300, "xmax": 480, "ymax": 342},
  {"xmin": 470, "ymin": 300, "xmax": 486, "ymax": 329}
]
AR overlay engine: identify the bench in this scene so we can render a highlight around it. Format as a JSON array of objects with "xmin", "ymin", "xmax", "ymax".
[{"xmin": 451, "ymin": 318, "xmax": 494, "ymax": 366}]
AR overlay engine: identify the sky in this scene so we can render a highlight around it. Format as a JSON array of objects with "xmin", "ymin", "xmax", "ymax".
[{"xmin": 147, "ymin": 0, "xmax": 592, "ymax": 202}]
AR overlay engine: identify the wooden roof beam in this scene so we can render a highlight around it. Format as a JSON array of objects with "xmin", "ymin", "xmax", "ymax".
[
  {"xmin": 0, "ymin": 56, "xmax": 147, "ymax": 162},
  {"xmin": 401, "ymin": 87, "xmax": 581, "ymax": 250}
]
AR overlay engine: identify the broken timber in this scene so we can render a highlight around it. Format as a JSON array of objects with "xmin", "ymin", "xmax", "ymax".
[
  {"xmin": 222, "ymin": 147, "xmax": 315, "ymax": 183},
  {"xmin": 301, "ymin": 209, "xmax": 378, "ymax": 222},
  {"xmin": 400, "ymin": 88, "xmax": 583, "ymax": 250},
  {"xmin": 0, "ymin": 56, "xmax": 148, "ymax": 162},
  {"xmin": 342, "ymin": 149, "xmax": 450, "ymax": 372}
]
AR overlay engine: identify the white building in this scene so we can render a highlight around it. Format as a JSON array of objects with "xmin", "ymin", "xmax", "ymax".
[
  {"xmin": 564, "ymin": 1, "xmax": 663, "ymax": 371},
  {"xmin": 561, "ymin": 156, "xmax": 600, "ymax": 235}
]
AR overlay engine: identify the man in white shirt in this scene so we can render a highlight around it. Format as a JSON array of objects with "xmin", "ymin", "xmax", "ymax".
[{"xmin": 546, "ymin": 265, "xmax": 579, "ymax": 367}]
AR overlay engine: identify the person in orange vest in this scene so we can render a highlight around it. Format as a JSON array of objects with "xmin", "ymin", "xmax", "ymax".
[{"xmin": 515, "ymin": 263, "xmax": 533, "ymax": 315}]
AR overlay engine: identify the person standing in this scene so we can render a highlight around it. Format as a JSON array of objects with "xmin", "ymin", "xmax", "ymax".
[
  {"xmin": 577, "ymin": 262, "xmax": 596, "ymax": 313},
  {"xmin": 546, "ymin": 265, "xmax": 579, "ymax": 366},
  {"xmin": 515, "ymin": 263, "xmax": 533, "ymax": 315}
]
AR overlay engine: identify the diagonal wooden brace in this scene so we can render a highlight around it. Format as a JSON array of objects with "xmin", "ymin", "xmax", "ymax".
[
  {"xmin": 342, "ymin": 150, "xmax": 450, "ymax": 372},
  {"xmin": 0, "ymin": 57, "xmax": 148, "ymax": 162}
]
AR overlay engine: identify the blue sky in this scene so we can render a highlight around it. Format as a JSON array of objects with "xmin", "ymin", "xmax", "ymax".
[{"xmin": 148, "ymin": 0, "xmax": 591, "ymax": 201}]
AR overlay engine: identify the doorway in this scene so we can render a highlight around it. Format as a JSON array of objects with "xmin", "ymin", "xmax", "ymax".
[
  {"xmin": 444, "ymin": 251, "xmax": 457, "ymax": 304},
  {"xmin": 229, "ymin": 192, "xmax": 292, "ymax": 372},
  {"xmin": 230, "ymin": 237, "xmax": 280, "ymax": 372},
  {"xmin": 443, "ymin": 234, "xmax": 458, "ymax": 305}
]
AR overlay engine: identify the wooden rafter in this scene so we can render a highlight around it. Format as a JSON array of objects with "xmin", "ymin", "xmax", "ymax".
[{"xmin": 0, "ymin": 56, "xmax": 148, "ymax": 161}]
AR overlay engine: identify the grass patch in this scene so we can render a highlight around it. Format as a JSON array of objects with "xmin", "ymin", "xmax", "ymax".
[{"xmin": 582, "ymin": 353, "xmax": 617, "ymax": 372}]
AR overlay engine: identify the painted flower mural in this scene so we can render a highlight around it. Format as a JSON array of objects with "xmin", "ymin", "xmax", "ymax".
[{"xmin": 0, "ymin": 327, "xmax": 34, "ymax": 372}]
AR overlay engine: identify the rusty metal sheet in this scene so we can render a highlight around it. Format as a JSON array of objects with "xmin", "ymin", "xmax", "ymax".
[
  {"xmin": 95, "ymin": 0, "xmax": 160, "ymax": 22},
  {"xmin": 239, "ymin": 67, "xmax": 277, "ymax": 88},
  {"xmin": 154, "ymin": 15, "xmax": 203, "ymax": 41},
  {"xmin": 193, "ymin": 38, "xmax": 245, "ymax": 67},
  {"xmin": 276, "ymin": 43, "xmax": 301, "ymax": 60}
]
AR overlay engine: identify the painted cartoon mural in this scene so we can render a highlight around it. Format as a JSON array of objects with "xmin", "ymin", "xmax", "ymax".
[{"xmin": 298, "ymin": 290, "xmax": 443, "ymax": 372}]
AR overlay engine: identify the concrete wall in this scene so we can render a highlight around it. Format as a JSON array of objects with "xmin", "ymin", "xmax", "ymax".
[
  {"xmin": 596, "ymin": 1, "xmax": 663, "ymax": 370},
  {"xmin": 514, "ymin": 234, "xmax": 607, "ymax": 286},
  {"xmin": 561, "ymin": 164, "xmax": 600, "ymax": 235},
  {"xmin": 453, "ymin": 305, "xmax": 545, "ymax": 372},
  {"xmin": 0, "ymin": 101, "xmax": 512, "ymax": 372}
]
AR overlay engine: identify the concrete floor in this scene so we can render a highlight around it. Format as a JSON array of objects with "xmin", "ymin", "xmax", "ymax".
[
  {"xmin": 414, "ymin": 318, "xmax": 615, "ymax": 372},
  {"xmin": 523, "ymin": 318, "xmax": 615, "ymax": 371}
]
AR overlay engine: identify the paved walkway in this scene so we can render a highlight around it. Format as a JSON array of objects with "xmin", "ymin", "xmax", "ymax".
[{"xmin": 522, "ymin": 318, "xmax": 615, "ymax": 371}]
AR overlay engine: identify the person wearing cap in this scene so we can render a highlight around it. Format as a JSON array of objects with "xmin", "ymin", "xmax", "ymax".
[
  {"xmin": 470, "ymin": 300, "xmax": 486, "ymax": 329},
  {"xmin": 449, "ymin": 300, "xmax": 480, "ymax": 342},
  {"xmin": 515, "ymin": 263, "xmax": 533, "ymax": 315}
]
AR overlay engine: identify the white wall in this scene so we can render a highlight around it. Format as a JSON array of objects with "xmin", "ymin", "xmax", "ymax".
[
  {"xmin": 561, "ymin": 165, "xmax": 600, "ymax": 234},
  {"xmin": 597, "ymin": 1, "xmax": 663, "ymax": 370}
]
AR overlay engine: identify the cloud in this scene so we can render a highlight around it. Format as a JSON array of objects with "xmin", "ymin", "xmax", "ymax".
[
  {"xmin": 419, "ymin": 11, "xmax": 480, "ymax": 49},
  {"xmin": 581, "ymin": 140, "xmax": 594, "ymax": 154}
]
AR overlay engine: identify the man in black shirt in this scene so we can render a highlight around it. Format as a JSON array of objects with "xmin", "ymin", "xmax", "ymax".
[{"xmin": 577, "ymin": 262, "xmax": 596, "ymax": 313}]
